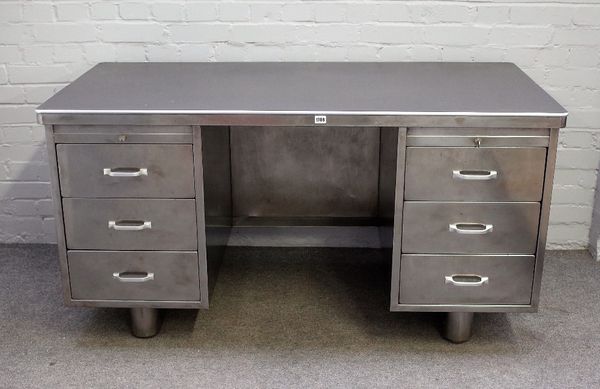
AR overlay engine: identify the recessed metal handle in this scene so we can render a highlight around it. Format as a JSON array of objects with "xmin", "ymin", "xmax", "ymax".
[
  {"xmin": 452, "ymin": 170, "xmax": 497, "ymax": 181},
  {"xmin": 108, "ymin": 220, "xmax": 152, "ymax": 231},
  {"xmin": 103, "ymin": 168, "xmax": 148, "ymax": 177},
  {"xmin": 449, "ymin": 223, "xmax": 493, "ymax": 235},
  {"xmin": 445, "ymin": 274, "xmax": 489, "ymax": 287},
  {"xmin": 113, "ymin": 271, "xmax": 154, "ymax": 283}
]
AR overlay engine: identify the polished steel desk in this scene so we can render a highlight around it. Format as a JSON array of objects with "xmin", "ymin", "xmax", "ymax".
[{"xmin": 37, "ymin": 62, "xmax": 567, "ymax": 342}]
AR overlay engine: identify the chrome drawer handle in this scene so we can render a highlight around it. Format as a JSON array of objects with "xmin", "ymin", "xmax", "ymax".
[
  {"xmin": 108, "ymin": 220, "xmax": 152, "ymax": 231},
  {"xmin": 113, "ymin": 271, "xmax": 154, "ymax": 283},
  {"xmin": 449, "ymin": 223, "xmax": 493, "ymax": 235},
  {"xmin": 452, "ymin": 170, "xmax": 497, "ymax": 181},
  {"xmin": 445, "ymin": 274, "xmax": 489, "ymax": 287},
  {"xmin": 103, "ymin": 168, "xmax": 148, "ymax": 177}
]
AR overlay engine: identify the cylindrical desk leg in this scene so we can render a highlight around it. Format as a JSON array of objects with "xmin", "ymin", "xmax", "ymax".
[
  {"xmin": 130, "ymin": 308, "xmax": 161, "ymax": 338},
  {"xmin": 444, "ymin": 312, "xmax": 474, "ymax": 343}
]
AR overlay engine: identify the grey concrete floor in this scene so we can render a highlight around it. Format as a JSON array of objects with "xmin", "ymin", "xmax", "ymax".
[{"xmin": 1, "ymin": 244, "xmax": 599, "ymax": 388}]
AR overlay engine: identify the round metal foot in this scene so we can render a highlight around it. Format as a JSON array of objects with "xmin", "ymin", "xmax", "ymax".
[
  {"xmin": 443, "ymin": 312, "xmax": 474, "ymax": 343},
  {"xmin": 130, "ymin": 308, "xmax": 161, "ymax": 338}
]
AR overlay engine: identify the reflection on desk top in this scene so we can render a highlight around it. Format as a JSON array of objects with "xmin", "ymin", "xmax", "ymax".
[{"xmin": 37, "ymin": 62, "xmax": 567, "ymax": 127}]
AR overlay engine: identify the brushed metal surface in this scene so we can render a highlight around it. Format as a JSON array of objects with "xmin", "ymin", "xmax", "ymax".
[
  {"xmin": 230, "ymin": 126, "xmax": 380, "ymax": 217},
  {"xmin": 378, "ymin": 127, "xmax": 399, "ymax": 222},
  {"xmin": 402, "ymin": 202, "xmax": 540, "ymax": 254},
  {"xmin": 63, "ymin": 198, "xmax": 197, "ymax": 250},
  {"xmin": 228, "ymin": 226, "xmax": 381, "ymax": 248},
  {"xmin": 53, "ymin": 125, "xmax": 192, "ymax": 143},
  {"xmin": 389, "ymin": 128, "xmax": 407, "ymax": 310},
  {"xmin": 57, "ymin": 144, "xmax": 195, "ymax": 198},
  {"xmin": 130, "ymin": 307, "xmax": 161, "ymax": 338},
  {"xmin": 377, "ymin": 127, "xmax": 399, "ymax": 250},
  {"xmin": 407, "ymin": 128, "xmax": 550, "ymax": 147},
  {"xmin": 405, "ymin": 147, "xmax": 547, "ymax": 201},
  {"xmin": 66, "ymin": 300, "xmax": 203, "ymax": 309},
  {"xmin": 531, "ymin": 128, "xmax": 560, "ymax": 309},
  {"xmin": 201, "ymin": 126, "xmax": 232, "ymax": 220},
  {"xmin": 399, "ymin": 254, "xmax": 535, "ymax": 304},
  {"xmin": 68, "ymin": 251, "xmax": 200, "ymax": 301},
  {"xmin": 389, "ymin": 303, "xmax": 536, "ymax": 313},
  {"xmin": 39, "ymin": 112, "xmax": 566, "ymax": 128},
  {"xmin": 45, "ymin": 125, "xmax": 72, "ymax": 304},
  {"xmin": 37, "ymin": 63, "xmax": 566, "ymax": 326},
  {"xmin": 37, "ymin": 63, "xmax": 567, "ymax": 118},
  {"xmin": 444, "ymin": 312, "xmax": 474, "ymax": 343},
  {"xmin": 196, "ymin": 126, "xmax": 232, "ymax": 308}
]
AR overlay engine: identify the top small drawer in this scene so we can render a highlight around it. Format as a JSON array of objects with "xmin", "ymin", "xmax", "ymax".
[
  {"xmin": 404, "ymin": 147, "xmax": 546, "ymax": 201},
  {"xmin": 406, "ymin": 128, "xmax": 550, "ymax": 147},
  {"xmin": 57, "ymin": 144, "xmax": 195, "ymax": 198}
]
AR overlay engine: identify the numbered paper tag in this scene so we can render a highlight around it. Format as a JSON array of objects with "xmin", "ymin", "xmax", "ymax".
[{"xmin": 314, "ymin": 115, "xmax": 327, "ymax": 124}]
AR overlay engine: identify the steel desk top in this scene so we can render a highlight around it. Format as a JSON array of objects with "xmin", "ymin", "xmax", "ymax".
[{"xmin": 37, "ymin": 62, "xmax": 567, "ymax": 128}]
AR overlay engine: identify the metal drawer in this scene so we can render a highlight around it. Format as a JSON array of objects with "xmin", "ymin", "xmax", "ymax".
[
  {"xmin": 402, "ymin": 202, "xmax": 540, "ymax": 254},
  {"xmin": 404, "ymin": 147, "xmax": 546, "ymax": 201},
  {"xmin": 68, "ymin": 251, "xmax": 200, "ymax": 301},
  {"xmin": 399, "ymin": 254, "xmax": 535, "ymax": 305},
  {"xmin": 53, "ymin": 125, "xmax": 193, "ymax": 144},
  {"xmin": 57, "ymin": 144, "xmax": 195, "ymax": 198},
  {"xmin": 63, "ymin": 198, "xmax": 197, "ymax": 250}
]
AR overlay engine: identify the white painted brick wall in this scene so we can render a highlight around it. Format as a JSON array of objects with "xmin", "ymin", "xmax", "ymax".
[{"xmin": 0, "ymin": 1, "xmax": 598, "ymax": 249}]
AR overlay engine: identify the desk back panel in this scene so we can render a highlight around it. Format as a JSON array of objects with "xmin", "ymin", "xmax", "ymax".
[{"xmin": 230, "ymin": 126, "xmax": 381, "ymax": 218}]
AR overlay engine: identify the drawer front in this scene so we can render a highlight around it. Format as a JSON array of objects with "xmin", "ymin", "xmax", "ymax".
[
  {"xmin": 57, "ymin": 144, "xmax": 195, "ymax": 198},
  {"xmin": 399, "ymin": 254, "xmax": 535, "ymax": 305},
  {"xmin": 53, "ymin": 125, "xmax": 193, "ymax": 144},
  {"xmin": 68, "ymin": 251, "xmax": 200, "ymax": 301},
  {"xmin": 402, "ymin": 202, "xmax": 540, "ymax": 254},
  {"xmin": 404, "ymin": 147, "xmax": 546, "ymax": 201},
  {"xmin": 63, "ymin": 198, "xmax": 197, "ymax": 250}
]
